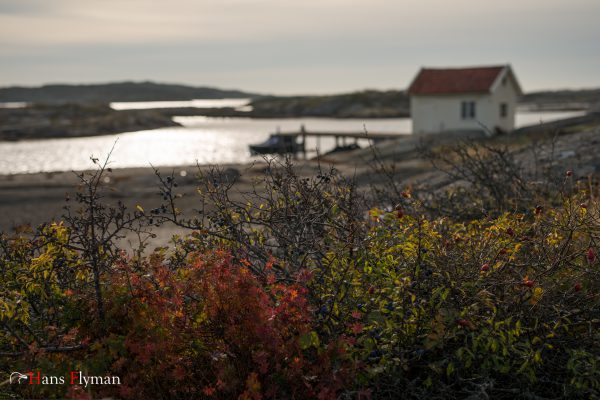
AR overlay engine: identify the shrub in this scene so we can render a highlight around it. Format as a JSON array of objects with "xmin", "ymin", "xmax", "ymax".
[
  {"xmin": 1, "ymin": 152, "xmax": 599, "ymax": 399},
  {"xmin": 313, "ymin": 194, "xmax": 599, "ymax": 398},
  {"xmin": 97, "ymin": 249, "xmax": 348, "ymax": 399}
]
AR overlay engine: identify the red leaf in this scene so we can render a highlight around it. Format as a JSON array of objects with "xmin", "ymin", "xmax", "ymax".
[{"xmin": 587, "ymin": 248, "xmax": 596, "ymax": 264}]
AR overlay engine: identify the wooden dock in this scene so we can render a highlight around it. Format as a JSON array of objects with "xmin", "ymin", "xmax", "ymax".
[
  {"xmin": 277, "ymin": 128, "xmax": 406, "ymax": 151},
  {"xmin": 249, "ymin": 126, "xmax": 409, "ymax": 157},
  {"xmin": 276, "ymin": 130, "xmax": 405, "ymax": 141}
]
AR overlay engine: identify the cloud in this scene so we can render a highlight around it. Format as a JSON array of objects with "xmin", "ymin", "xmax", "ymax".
[
  {"xmin": 1, "ymin": 0, "xmax": 392, "ymax": 45},
  {"xmin": 1, "ymin": 0, "xmax": 598, "ymax": 47},
  {"xmin": 0, "ymin": 0, "xmax": 599, "ymax": 91}
]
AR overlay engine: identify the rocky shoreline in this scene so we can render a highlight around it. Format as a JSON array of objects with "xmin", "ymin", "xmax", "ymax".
[
  {"xmin": 0, "ymin": 103, "xmax": 181, "ymax": 141},
  {"xmin": 2, "ymin": 84, "xmax": 599, "ymax": 141}
]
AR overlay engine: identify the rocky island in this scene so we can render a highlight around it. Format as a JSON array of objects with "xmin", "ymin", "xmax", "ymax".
[{"xmin": 0, "ymin": 103, "xmax": 181, "ymax": 141}]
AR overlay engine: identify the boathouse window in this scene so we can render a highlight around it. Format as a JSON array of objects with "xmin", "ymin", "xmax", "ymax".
[
  {"xmin": 500, "ymin": 103, "xmax": 508, "ymax": 118},
  {"xmin": 461, "ymin": 101, "xmax": 476, "ymax": 119}
]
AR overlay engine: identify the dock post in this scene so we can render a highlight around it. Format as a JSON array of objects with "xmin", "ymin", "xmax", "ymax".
[
  {"xmin": 303, "ymin": 134, "xmax": 306, "ymax": 160},
  {"xmin": 293, "ymin": 134, "xmax": 298, "ymax": 160},
  {"xmin": 317, "ymin": 135, "xmax": 321, "ymax": 156}
]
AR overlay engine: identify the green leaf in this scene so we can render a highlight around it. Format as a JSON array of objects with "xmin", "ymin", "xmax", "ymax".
[
  {"xmin": 447, "ymin": 362, "xmax": 455, "ymax": 377},
  {"xmin": 299, "ymin": 331, "xmax": 320, "ymax": 349}
]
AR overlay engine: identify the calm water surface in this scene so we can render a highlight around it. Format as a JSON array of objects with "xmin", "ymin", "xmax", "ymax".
[
  {"xmin": 110, "ymin": 98, "xmax": 251, "ymax": 110},
  {"xmin": 0, "ymin": 110, "xmax": 585, "ymax": 175}
]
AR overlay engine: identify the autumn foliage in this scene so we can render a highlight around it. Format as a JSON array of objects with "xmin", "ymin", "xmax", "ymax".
[
  {"xmin": 1, "ymin": 156, "xmax": 599, "ymax": 399},
  {"xmin": 101, "ymin": 250, "xmax": 347, "ymax": 399}
]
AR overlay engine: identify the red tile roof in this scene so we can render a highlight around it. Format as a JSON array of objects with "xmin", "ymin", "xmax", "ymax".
[{"xmin": 408, "ymin": 66, "xmax": 506, "ymax": 95}]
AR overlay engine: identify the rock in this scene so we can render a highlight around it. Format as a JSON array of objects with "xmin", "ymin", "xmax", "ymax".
[{"xmin": 0, "ymin": 103, "xmax": 180, "ymax": 141}]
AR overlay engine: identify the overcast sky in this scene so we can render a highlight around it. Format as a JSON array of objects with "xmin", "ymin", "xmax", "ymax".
[{"xmin": 1, "ymin": 0, "xmax": 599, "ymax": 94}]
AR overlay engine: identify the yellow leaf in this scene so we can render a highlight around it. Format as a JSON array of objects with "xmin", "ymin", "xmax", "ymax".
[
  {"xmin": 530, "ymin": 287, "xmax": 544, "ymax": 305},
  {"xmin": 136, "ymin": 205, "xmax": 144, "ymax": 213}
]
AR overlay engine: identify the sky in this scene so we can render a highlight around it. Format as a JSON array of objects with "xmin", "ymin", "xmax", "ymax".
[{"xmin": 1, "ymin": 0, "xmax": 599, "ymax": 95}]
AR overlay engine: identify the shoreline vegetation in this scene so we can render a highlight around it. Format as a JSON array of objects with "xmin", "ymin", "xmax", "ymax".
[
  {"xmin": 1, "ymin": 81, "xmax": 600, "ymax": 141},
  {"xmin": 1, "ymin": 117, "xmax": 599, "ymax": 398}
]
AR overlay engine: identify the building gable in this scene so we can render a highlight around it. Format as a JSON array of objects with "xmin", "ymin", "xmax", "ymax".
[{"xmin": 489, "ymin": 66, "xmax": 523, "ymax": 96}]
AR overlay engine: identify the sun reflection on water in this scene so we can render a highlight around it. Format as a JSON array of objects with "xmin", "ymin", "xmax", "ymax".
[{"xmin": 0, "ymin": 111, "xmax": 584, "ymax": 175}]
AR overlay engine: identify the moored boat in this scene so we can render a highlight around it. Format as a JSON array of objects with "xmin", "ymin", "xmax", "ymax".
[{"xmin": 249, "ymin": 134, "xmax": 303, "ymax": 155}]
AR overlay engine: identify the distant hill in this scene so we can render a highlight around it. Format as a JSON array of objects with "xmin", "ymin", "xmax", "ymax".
[
  {"xmin": 247, "ymin": 88, "xmax": 600, "ymax": 118},
  {"xmin": 246, "ymin": 88, "xmax": 600, "ymax": 118},
  {"xmin": 520, "ymin": 88, "xmax": 600, "ymax": 111},
  {"xmin": 0, "ymin": 81, "xmax": 261, "ymax": 104},
  {"xmin": 2, "ymin": 81, "xmax": 599, "ymax": 116},
  {"xmin": 249, "ymin": 90, "xmax": 410, "ymax": 118}
]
